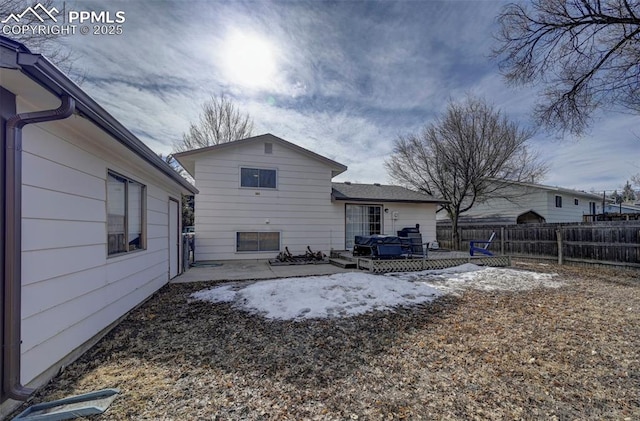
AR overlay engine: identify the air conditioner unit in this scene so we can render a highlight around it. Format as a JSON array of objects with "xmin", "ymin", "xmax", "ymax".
[{"xmin": 391, "ymin": 211, "xmax": 399, "ymax": 220}]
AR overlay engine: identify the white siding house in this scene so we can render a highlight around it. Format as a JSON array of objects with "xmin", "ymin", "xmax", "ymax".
[
  {"xmin": 437, "ymin": 181, "xmax": 603, "ymax": 225},
  {"xmin": 1, "ymin": 36, "xmax": 197, "ymax": 412},
  {"xmin": 174, "ymin": 134, "xmax": 444, "ymax": 260},
  {"xmin": 604, "ymin": 202, "xmax": 640, "ymax": 214}
]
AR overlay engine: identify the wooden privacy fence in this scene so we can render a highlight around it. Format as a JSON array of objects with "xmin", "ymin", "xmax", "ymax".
[{"xmin": 436, "ymin": 222, "xmax": 640, "ymax": 269}]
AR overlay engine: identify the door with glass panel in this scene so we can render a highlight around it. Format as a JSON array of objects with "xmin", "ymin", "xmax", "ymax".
[{"xmin": 345, "ymin": 204, "xmax": 382, "ymax": 249}]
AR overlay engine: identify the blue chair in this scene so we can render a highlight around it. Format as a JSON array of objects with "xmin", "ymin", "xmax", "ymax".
[{"xmin": 470, "ymin": 232, "xmax": 496, "ymax": 256}]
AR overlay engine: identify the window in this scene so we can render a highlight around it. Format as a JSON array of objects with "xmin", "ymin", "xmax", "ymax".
[
  {"xmin": 240, "ymin": 167, "xmax": 276, "ymax": 189},
  {"xmin": 107, "ymin": 171, "xmax": 146, "ymax": 255},
  {"xmin": 264, "ymin": 142, "xmax": 273, "ymax": 154},
  {"xmin": 345, "ymin": 204, "xmax": 382, "ymax": 249},
  {"xmin": 555, "ymin": 195, "xmax": 562, "ymax": 208},
  {"xmin": 574, "ymin": 198, "xmax": 579, "ymax": 206},
  {"xmin": 589, "ymin": 201, "xmax": 596, "ymax": 215},
  {"xmin": 236, "ymin": 232, "xmax": 280, "ymax": 252}
]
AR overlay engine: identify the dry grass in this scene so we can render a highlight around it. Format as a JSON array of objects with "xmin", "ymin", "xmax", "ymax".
[{"xmin": 14, "ymin": 263, "xmax": 640, "ymax": 420}]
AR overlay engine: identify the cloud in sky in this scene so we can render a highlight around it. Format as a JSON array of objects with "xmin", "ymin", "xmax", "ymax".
[{"xmin": 55, "ymin": 0, "xmax": 639, "ymax": 192}]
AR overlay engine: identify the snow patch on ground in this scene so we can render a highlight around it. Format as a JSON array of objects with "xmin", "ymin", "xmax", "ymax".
[
  {"xmin": 191, "ymin": 265, "xmax": 563, "ymax": 321},
  {"xmin": 191, "ymin": 272, "xmax": 441, "ymax": 320},
  {"xmin": 388, "ymin": 264, "xmax": 562, "ymax": 295}
]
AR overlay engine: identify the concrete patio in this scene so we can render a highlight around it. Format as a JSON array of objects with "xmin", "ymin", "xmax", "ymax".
[{"xmin": 171, "ymin": 260, "xmax": 356, "ymax": 283}]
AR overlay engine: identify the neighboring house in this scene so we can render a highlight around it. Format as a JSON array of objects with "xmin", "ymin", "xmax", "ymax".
[
  {"xmin": 437, "ymin": 180, "xmax": 603, "ymax": 225},
  {"xmin": 604, "ymin": 202, "xmax": 640, "ymax": 214},
  {"xmin": 0, "ymin": 36, "xmax": 197, "ymax": 412},
  {"xmin": 174, "ymin": 134, "xmax": 444, "ymax": 260}
]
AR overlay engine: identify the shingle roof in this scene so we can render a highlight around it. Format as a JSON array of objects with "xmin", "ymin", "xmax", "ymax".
[{"xmin": 331, "ymin": 182, "xmax": 446, "ymax": 203}]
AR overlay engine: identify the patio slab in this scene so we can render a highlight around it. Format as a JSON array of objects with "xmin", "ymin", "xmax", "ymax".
[{"xmin": 171, "ymin": 260, "xmax": 356, "ymax": 283}]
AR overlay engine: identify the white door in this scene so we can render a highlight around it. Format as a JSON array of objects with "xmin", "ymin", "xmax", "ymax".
[{"xmin": 169, "ymin": 199, "xmax": 179, "ymax": 278}]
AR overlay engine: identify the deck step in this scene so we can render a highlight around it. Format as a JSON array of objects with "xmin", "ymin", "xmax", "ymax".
[{"xmin": 329, "ymin": 258, "xmax": 357, "ymax": 269}]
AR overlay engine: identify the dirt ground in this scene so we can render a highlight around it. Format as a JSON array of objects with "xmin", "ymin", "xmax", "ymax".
[{"xmin": 13, "ymin": 263, "xmax": 640, "ymax": 420}]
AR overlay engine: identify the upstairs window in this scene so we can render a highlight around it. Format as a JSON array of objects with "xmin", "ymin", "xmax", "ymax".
[
  {"xmin": 107, "ymin": 171, "xmax": 146, "ymax": 255},
  {"xmin": 574, "ymin": 198, "xmax": 579, "ymax": 206},
  {"xmin": 555, "ymin": 195, "xmax": 562, "ymax": 208},
  {"xmin": 240, "ymin": 167, "xmax": 276, "ymax": 189}
]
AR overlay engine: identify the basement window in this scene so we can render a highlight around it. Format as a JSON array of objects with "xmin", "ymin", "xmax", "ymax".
[
  {"xmin": 107, "ymin": 171, "xmax": 146, "ymax": 256},
  {"xmin": 236, "ymin": 232, "xmax": 280, "ymax": 252}
]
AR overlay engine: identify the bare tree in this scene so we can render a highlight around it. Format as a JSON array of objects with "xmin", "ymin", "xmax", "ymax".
[
  {"xmin": 494, "ymin": 0, "xmax": 640, "ymax": 135},
  {"xmin": 622, "ymin": 180, "xmax": 637, "ymax": 201},
  {"xmin": 173, "ymin": 93, "xmax": 254, "ymax": 152},
  {"xmin": 1, "ymin": 0, "xmax": 83, "ymax": 80},
  {"xmin": 385, "ymin": 95, "xmax": 546, "ymax": 249}
]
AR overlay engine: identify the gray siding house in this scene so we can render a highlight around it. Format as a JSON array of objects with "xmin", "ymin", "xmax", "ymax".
[{"xmin": 437, "ymin": 180, "xmax": 603, "ymax": 225}]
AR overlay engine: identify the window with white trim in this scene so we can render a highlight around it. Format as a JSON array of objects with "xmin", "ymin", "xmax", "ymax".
[
  {"xmin": 345, "ymin": 204, "xmax": 382, "ymax": 249},
  {"xmin": 555, "ymin": 195, "xmax": 562, "ymax": 208},
  {"xmin": 236, "ymin": 232, "xmax": 280, "ymax": 252},
  {"xmin": 107, "ymin": 171, "xmax": 146, "ymax": 255},
  {"xmin": 240, "ymin": 167, "xmax": 276, "ymax": 189}
]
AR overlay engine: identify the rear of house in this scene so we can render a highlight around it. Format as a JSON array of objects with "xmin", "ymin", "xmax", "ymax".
[
  {"xmin": 175, "ymin": 134, "xmax": 444, "ymax": 260},
  {"xmin": 331, "ymin": 182, "xmax": 440, "ymax": 249},
  {"xmin": 175, "ymin": 134, "xmax": 347, "ymax": 260},
  {"xmin": 1, "ymin": 36, "xmax": 197, "ymax": 414}
]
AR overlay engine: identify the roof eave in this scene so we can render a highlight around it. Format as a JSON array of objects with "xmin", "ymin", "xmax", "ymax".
[
  {"xmin": 332, "ymin": 196, "xmax": 447, "ymax": 204},
  {"xmin": 174, "ymin": 133, "xmax": 348, "ymax": 176},
  {"xmin": 11, "ymin": 47, "xmax": 198, "ymax": 194}
]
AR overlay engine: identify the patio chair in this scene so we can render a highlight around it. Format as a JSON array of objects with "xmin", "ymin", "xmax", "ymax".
[{"xmin": 470, "ymin": 232, "xmax": 496, "ymax": 256}]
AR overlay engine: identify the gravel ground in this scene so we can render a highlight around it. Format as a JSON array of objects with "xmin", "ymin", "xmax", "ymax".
[{"xmin": 14, "ymin": 263, "xmax": 640, "ymax": 420}]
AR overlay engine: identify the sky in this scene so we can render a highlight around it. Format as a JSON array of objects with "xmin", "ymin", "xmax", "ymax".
[
  {"xmin": 190, "ymin": 264, "xmax": 562, "ymax": 321},
  {"xmin": 14, "ymin": 0, "xmax": 640, "ymax": 193}
]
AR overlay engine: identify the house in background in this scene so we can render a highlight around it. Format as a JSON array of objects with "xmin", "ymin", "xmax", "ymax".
[
  {"xmin": 174, "ymin": 134, "xmax": 445, "ymax": 260},
  {"xmin": 437, "ymin": 180, "xmax": 603, "ymax": 225},
  {"xmin": 604, "ymin": 202, "xmax": 640, "ymax": 214},
  {"xmin": 0, "ymin": 36, "xmax": 197, "ymax": 414}
]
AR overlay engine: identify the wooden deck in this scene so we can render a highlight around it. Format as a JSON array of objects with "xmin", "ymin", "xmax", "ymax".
[{"xmin": 331, "ymin": 250, "xmax": 511, "ymax": 274}]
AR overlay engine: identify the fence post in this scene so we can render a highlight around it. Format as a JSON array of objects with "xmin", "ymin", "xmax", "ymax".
[
  {"xmin": 500, "ymin": 226, "xmax": 505, "ymax": 255},
  {"xmin": 556, "ymin": 228, "xmax": 563, "ymax": 265}
]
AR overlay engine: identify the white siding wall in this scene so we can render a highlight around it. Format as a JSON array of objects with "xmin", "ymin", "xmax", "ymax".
[
  {"xmin": 454, "ymin": 186, "xmax": 549, "ymax": 220},
  {"xmin": 382, "ymin": 202, "xmax": 438, "ymax": 243},
  {"xmin": 544, "ymin": 192, "xmax": 598, "ymax": 223},
  {"xmin": 438, "ymin": 185, "xmax": 599, "ymax": 224},
  {"xmin": 19, "ymin": 109, "xmax": 183, "ymax": 385},
  {"xmin": 194, "ymin": 141, "xmax": 343, "ymax": 260}
]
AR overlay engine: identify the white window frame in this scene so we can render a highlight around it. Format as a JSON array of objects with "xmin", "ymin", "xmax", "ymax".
[
  {"xmin": 107, "ymin": 170, "xmax": 146, "ymax": 257},
  {"xmin": 344, "ymin": 204, "xmax": 383, "ymax": 249},
  {"xmin": 236, "ymin": 231, "xmax": 281, "ymax": 253},
  {"xmin": 239, "ymin": 167, "xmax": 278, "ymax": 189}
]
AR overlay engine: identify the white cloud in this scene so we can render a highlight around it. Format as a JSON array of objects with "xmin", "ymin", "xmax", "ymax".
[{"xmin": 51, "ymin": 0, "xmax": 638, "ymax": 193}]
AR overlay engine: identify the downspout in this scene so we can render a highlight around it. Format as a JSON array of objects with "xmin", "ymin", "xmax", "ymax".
[{"xmin": 3, "ymin": 95, "xmax": 75, "ymax": 400}]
